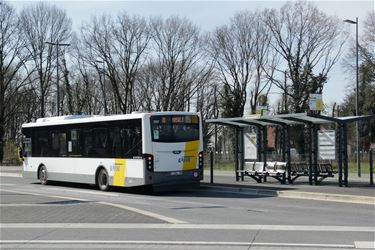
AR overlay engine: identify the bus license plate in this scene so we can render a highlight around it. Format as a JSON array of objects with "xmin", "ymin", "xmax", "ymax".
[
  {"xmin": 178, "ymin": 156, "xmax": 191, "ymax": 163},
  {"xmin": 170, "ymin": 171, "xmax": 182, "ymax": 176}
]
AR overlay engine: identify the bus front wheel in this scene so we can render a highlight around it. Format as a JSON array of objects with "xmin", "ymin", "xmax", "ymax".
[
  {"xmin": 97, "ymin": 168, "xmax": 110, "ymax": 191},
  {"xmin": 39, "ymin": 165, "xmax": 48, "ymax": 185}
]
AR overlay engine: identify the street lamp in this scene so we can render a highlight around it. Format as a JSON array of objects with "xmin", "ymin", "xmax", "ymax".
[
  {"xmin": 344, "ymin": 17, "xmax": 360, "ymax": 177},
  {"xmin": 45, "ymin": 41, "xmax": 70, "ymax": 116},
  {"xmin": 96, "ymin": 60, "xmax": 108, "ymax": 115}
]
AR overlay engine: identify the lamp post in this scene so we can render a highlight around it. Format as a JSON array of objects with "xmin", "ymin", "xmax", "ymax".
[
  {"xmin": 344, "ymin": 17, "xmax": 360, "ymax": 177},
  {"xmin": 96, "ymin": 60, "xmax": 108, "ymax": 115},
  {"xmin": 46, "ymin": 41, "xmax": 70, "ymax": 116}
]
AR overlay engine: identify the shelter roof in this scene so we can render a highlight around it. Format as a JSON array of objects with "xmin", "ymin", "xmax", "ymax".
[{"xmin": 205, "ymin": 113, "xmax": 375, "ymax": 127}]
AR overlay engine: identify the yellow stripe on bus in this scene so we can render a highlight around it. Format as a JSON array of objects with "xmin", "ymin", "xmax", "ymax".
[
  {"xmin": 182, "ymin": 140, "xmax": 200, "ymax": 171},
  {"xmin": 113, "ymin": 159, "xmax": 126, "ymax": 186}
]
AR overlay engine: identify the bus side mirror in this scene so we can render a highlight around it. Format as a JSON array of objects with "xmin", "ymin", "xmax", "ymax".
[{"xmin": 18, "ymin": 147, "xmax": 24, "ymax": 162}]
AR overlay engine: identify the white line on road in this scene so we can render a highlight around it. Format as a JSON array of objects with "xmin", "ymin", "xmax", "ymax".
[
  {"xmin": 0, "ymin": 189, "xmax": 89, "ymax": 202},
  {"xmin": 0, "ymin": 184, "xmax": 16, "ymax": 186},
  {"xmin": 1, "ymin": 223, "xmax": 374, "ymax": 232},
  {"xmin": 354, "ymin": 241, "xmax": 375, "ymax": 249},
  {"xmin": 0, "ymin": 203, "xmax": 83, "ymax": 207},
  {"xmin": 0, "ymin": 240, "xmax": 356, "ymax": 248},
  {"xmin": 45, "ymin": 187, "xmax": 119, "ymax": 197},
  {"xmin": 98, "ymin": 201, "xmax": 187, "ymax": 224},
  {"xmin": 0, "ymin": 173, "xmax": 22, "ymax": 177}
]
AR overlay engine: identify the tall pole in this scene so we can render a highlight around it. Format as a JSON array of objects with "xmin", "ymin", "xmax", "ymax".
[
  {"xmin": 355, "ymin": 17, "xmax": 360, "ymax": 177},
  {"xmin": 46, "ymin": 41, "xmax": 70, "ymax": 116},
  {"xmin": 56, "ymin": 45, "xmax": 60, "ymax": 116},
  {"xmin": 344, "ymin": 17, "xmax": 360, "ymax": 177}
]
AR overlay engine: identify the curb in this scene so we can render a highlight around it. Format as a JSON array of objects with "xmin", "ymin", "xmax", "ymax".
[
  {"xmin": 277, "ymin": 191, "xmax": 375, "ymax": 205},
  {"xmin": 201, "ymin": 184, "xmax": 375, "ymax": 205}
]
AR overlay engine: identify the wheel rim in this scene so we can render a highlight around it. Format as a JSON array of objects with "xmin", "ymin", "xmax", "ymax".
[
  {"xmin": 40, "ymin": 167, "xmax": 47, "ymax": 183},
  {"xmin": 99, "ymin": 170, "xmax": 108, "ymax": 188}
]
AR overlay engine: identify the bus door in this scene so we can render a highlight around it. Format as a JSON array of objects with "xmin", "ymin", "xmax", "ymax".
[{"xmin": 22, "ymin": 137, "xmax": 32, "ymax": 166}]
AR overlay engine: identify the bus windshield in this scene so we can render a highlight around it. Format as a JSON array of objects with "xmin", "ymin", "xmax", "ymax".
[{"xmin": 151, "ymin": 115, "xmax": 199, "ymax": 142}]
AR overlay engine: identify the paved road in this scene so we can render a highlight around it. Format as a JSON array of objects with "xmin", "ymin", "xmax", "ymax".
[{"xmin": 0, "ymin": 168, "xmax": 374, "ymax": 249}]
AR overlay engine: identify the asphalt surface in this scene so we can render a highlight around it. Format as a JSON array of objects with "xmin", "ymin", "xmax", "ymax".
[{"xmin": 0, "ymin": 166, "xmax": 374, "ymax": 249}]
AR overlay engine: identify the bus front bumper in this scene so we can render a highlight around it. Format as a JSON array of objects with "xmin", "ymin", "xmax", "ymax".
[{"xmin": 147, "ymin": 169, "xmax": 203, "ymax": 191}]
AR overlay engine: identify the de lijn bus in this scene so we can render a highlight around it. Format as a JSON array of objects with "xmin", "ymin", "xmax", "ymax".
[{"xmin": 20, "ymin": 112, "xmax": 204, "ymax": 191}]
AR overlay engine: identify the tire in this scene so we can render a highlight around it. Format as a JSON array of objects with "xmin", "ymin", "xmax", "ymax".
[
  {"xmin": 39, "ymin": 165, "xmax": 48, "ymax": 185},
  {"xmin": 97, "ymin": 168, "xmax": 110, "ymax": 191}
]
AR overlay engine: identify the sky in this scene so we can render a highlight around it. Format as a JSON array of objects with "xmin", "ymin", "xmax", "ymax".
[{"xmin": 9, "ymin": 0, "xmax": 375, "ymax": 111}]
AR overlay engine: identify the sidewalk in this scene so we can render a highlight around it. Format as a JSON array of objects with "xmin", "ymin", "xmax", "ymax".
[{"xmin": 203, "ymin": 171, "xmax": 375, "ymax": 205}]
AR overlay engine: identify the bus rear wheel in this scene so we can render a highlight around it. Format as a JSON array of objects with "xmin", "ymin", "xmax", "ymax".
[
  {"xmin": 97, "ymin": 168, "xmax": 110, "ymax": 191},
  {"xmin": 39, "ymin": 165, "xmax": 48, "ymax": 185}
]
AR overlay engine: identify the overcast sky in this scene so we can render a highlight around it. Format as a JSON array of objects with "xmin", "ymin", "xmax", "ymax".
[{"xmin": 9, "ymin": 0, "xmax": 375, "ymax": 110}]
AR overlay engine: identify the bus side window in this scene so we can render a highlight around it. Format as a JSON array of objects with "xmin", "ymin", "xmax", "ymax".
[
  {"xmin": 51, "ymin": 132, "xmax": 67, "ymax": 157},
  {"xmin": 83, "ymin": 129, "xmax": 93, "ymax": 157},
  {"xmin": 109, "ymin": 126, "xmax": 121, "ymax": 158},
  {"xmin": 90, "ymin": 128, "xmax": 108, "ymax": 158},
  {"xmin": 69, "ymin": 129, "xmax": 81, "ymax": 156},
  {"xmin": 33, "ymin": 130, "xmax": 49, "ymax": 157},
  {"xmin": 121, "ymin": 121, "xmax": 142, "ymax": 158}
]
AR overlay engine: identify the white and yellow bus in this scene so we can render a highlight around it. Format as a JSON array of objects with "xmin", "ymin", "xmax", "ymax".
[{"xmin": 21, "ymin": 112, "xmax": 204, "ymax": 191}]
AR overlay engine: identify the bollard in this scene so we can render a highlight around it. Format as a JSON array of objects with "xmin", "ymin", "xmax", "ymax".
[
  {"xmin": 210, "ymin": 151, "xmax": 214, "ymax": 184},
  {"xmin": 370, "ymin": 149, "xmax": 373, "ymax": 186}
]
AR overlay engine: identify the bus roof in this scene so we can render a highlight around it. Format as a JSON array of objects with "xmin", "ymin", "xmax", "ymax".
[{"xmin": 22, "ymin": 111, "xmax": 199, "ymax": 128}]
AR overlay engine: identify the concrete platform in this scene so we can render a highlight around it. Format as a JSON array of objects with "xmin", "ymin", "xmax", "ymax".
[{"xmin": 203, "ymin": 171, "xmax": 375, "ymax": 204}]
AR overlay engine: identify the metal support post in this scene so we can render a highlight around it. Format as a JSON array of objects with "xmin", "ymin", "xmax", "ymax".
[
  {"xmin": 286, "ymin": 126, "xmax": 291, "ymax": 184},
  {"xmin": 263, "ymin": 126, "xmax": 268, "ymax": 167},
  {"xmin": 307, "ymin": 125, "xmax": 313, "ymax": 185},
  {"xmin": 235, "ymin": 128, "xmax": 239, "ymax": 181},
  {"xmin": 210, "ymin": 151, "xmax": 214, "ymax": 184},
  {"xmin": 343, "ymin": 124, "xmax": 349, "ymax": 187},
  {"xmin": 281, "ymin": 126, "xmax": 286, "ymax": 162},
  {"xmin": 369, "ymin": 149, "xmax": 373, "ymax": 186},
  {"xmin": 263, "ymin": 126, "xmax": 268, "ymax": 182},
  {"xmin": 257, "ymin": 126, "xmax": 262, "ymax": 161},
  {"xmin": 313, "ymin": 125, "xmax": 319, "ymax": 185},
  {"xmin": 337, "ymin": 124, "xmax": 343, "ymax": 187},
  {"xmin": 240, "ymin": 128, "xmax": 245, "ymax": 181}
]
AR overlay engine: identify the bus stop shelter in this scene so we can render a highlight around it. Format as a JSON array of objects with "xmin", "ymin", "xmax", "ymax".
[{"xmin": 206, "ymin": 113, "xmax": 375, "ymax": 187}]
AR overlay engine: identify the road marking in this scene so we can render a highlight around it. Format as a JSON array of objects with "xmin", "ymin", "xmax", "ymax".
[
  {"xmin": 0, "ymin": 188, "xmax": 186, "ymax": 224},
  {"xmin": 0, "ymin": 184, "xmax": 16, "ymax": 186},
  {"xmin": 0, "ymin": 189, "xmax": 89, "ymax": 202},
  {"xmin": 0, "ymin": 203, "xmax": 83, "ymax": 207},
  {"xmin": 0, "ymin": 240, "xmax": 355, "ymax": 248},
  {"xmin": 98, "ymin": 201, "xmax": 187, "ymax": 224},
  {"xmin": 45, "ymin": 187, "xmax": 119, "ymax": 197},
  {"xmin": 1, "ymin": 223, "xmax": 374, "ymax": 232},
  {"xmin": 354, "ymin": 241, "xmax": 375, "ymax": 249},
  {"xmin": 0, "ymin": 173, "xmax": 22, "ymax": 177}
]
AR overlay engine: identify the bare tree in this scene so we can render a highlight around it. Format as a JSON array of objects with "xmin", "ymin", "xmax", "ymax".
[
  {"xmin": 361, "ymin": 11, "xmax": 375, "ymax": 67},
  {"xmin": 208, "ymin": 11, "xmax": 276, "ymax": 117},
  {"xmin": 0, "ymin": 2, "xmax": 32, "ymax": 162},
  {"xmin": 70, "ymin": 37, "xmax": 102, "ymax": 115},
  {"xmin": 139, "ymin": 16, "xmax": 212, "ymax": 112},
  {"xmin": 78, "ymin": 13, "xmax": 151, "ymax": 114},
  {"xmin": 19, "ymin": 2, "xmax": 72, "ymax": 117},
  {"xmin": 264, "ymin": 1, "xmax": 347, "ymax": 113}
]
